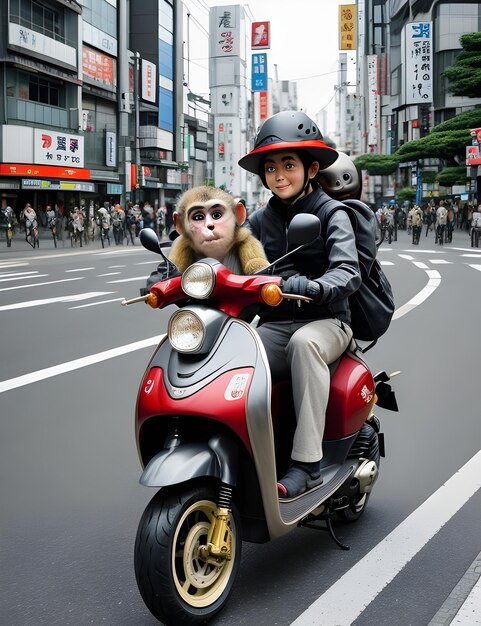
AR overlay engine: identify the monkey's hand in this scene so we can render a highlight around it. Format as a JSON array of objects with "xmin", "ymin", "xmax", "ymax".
[{"xmin": 281, "ymin": 275, "xmax": 323, "ymax": 302}]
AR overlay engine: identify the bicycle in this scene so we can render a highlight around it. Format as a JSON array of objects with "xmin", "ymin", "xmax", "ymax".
[
  {"xmin": 48, "ymin": 220, "xmax": 57, "ymax": 248},
  {"xmin": 25, "ymin": 220, "xmax": 39, "ymax": 248},
  {"xmin": 471, "ymin": 226, "xmax": 480, "ymax": 248}
]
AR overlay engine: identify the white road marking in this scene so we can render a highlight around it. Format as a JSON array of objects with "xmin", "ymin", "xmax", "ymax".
[
  {"xmin": 379, "ymin": 261, "xmax": 394, "ymax": 266},
  {"xmin": 468, "ymin": 265, "xmax": 481, "ymax": 273},
  {"xmin": 0, "ymin": 273, "xmax": 47, "ymax": 283},
  {"xmin": 97, "ymin": 272, "xmax": 121, "ymax": 277},
  {"xmin": 461, "ymin": 254, "xmax": 481, "ymax": 258},
  {"xmin": 106, "ymin": 276, "xmax": 146, "ymax": 283},
  {"xmin": 0, "ymin": 277, "xmax": 84, "ymax": 292},
  {"xmin": 429, "ymin": 259, "xmax": 452, "ymax": 264},
  {"xmin": 0, "ymin": 335, "xmax": 163, "ymax": 394},
  {"xmin": 107, "ymin": 265, "xmax": 126, "ymax": 268},
  {"xmin": 412, "ymin": 261, "xmax": 429, "ymax": 269},
  {"xmin": 0, "ymin": 271, "xmax": 39, "ymax": 278},
  {"xmin": 69, "ymin": 297, "xmax": 124, "ymax": 309},
  {"xmin": 65, "ymin": 267, "xmax": 95, "ymax": 272},
  {"xmin": 398, "ymin": 254, "xmax": 415, "ymax": 260},
  {"xmin": 393, "ymin": 269, "xmax": 441, "ymax": 320},
  {"xmin": 0, "ymin": 261, "xmax": 30, "ymax": 268},
  {"xmin": 291, "ymin": 451, "xmax": 481, "ymax": 626},
  {"xmin": 0, "ymin": 292, "xmax": 112, "ymax": 312}
]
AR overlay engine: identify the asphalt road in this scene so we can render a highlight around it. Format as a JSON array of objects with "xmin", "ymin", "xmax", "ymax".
[{"xmin": 1, "ymin": 227, "xmax": 480, "ymax": 626}]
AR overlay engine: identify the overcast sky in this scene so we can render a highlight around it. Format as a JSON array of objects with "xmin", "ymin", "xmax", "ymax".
[{"xmin": 184, "ymin": 0, "xmax": 352, "ymax": 134}]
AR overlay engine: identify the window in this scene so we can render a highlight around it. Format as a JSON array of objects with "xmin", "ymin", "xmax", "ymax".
[
  {"xmin": 28, "ymin": 75, "xmax": 63, "ymax": 106},
  {"xmin": 10, "ymin": 0, "xmax": 65, "ymax": 43}
]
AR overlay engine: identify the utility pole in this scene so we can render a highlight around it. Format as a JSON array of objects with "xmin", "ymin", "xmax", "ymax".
[{"xmin": 134, "ymin": 50, "xmax": 141, "ymax": 201}]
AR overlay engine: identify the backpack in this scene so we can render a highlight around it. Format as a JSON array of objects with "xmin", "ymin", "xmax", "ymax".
[
  {"xmin": 320, "ymin": 198, "xmax": 395, "ymax": 343},
  {"xmin": 411, "ymin": 210, "xmax": 422, "ymax": 228},
  {"xmin": 437, "ymin": 207, "xmax": 447, "ymax": 225}
]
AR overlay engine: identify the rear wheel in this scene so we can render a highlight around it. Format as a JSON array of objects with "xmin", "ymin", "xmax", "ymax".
[
  {"xmin": 337, "ymin": 423, "xmax": 380, "ymax": 523},
  {"xmin": 135, "ymin": 485, "xmax": 241, "ymax": 625}
]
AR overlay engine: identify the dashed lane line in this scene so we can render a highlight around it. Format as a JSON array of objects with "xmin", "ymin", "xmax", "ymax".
[{"xmin": 0, "ymin": 292, "xmax": 113, "ymax": 312}]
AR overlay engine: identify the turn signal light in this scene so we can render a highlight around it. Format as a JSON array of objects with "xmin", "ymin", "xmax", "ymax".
[
  {"xmin": 146, "ymin": 293, "xmax": 159, "ymax": 308},
  {"xmin": 261, "ymin": 283, "xmax": 283, "ymax": 306}
]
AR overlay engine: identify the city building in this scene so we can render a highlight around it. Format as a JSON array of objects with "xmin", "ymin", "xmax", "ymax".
[{"xmin": 0, "ymin": 0, "xmax": 209, "ymax": 219}]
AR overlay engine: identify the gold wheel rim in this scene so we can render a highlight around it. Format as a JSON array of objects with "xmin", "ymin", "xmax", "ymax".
[{"xmin": 172, "ymin": 499, "xmax": 235, "ymax": 608}]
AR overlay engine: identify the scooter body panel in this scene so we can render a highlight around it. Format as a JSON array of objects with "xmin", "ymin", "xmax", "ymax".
[{"xmin": 325, "ymin": 353, "xmax": 375, "ymax": 439}]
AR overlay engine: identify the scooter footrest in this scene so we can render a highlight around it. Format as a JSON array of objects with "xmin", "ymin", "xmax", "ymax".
[{"xmin": 279, "ymin": 464, "xmax": 356, "ymax": 524}]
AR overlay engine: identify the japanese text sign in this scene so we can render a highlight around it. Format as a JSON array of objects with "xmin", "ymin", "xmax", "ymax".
[
  {"xmin": 212, "ymin": 7, "xmax": 239, "ymax": 57},
  {"xmin": 34, "ymin": 129, "xmax": 84, "ymax": 168},
  {"xmin": 339, "ymin": 5, "xmax": 357, "ymax": 50},
  {"xmin": 251, "ymin": 21, "xmax": 270, "ymax": 49},
  {"xmin": 252, "ymin": 53, "xmax": 268, "ymax": 91},
  {"xmin": 405, "ymin": 22, "xmax": 433, "ymax": 104}
]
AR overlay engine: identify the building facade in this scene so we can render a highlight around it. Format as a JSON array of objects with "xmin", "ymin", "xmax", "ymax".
[{"xmin": 0, "ymin": 0, "xmax": 208, "ymax": 218}]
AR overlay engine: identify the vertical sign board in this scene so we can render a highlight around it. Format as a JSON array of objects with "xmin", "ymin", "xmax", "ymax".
[
  {"xmin": 106, "ymin": 131, "xmax": 117, "ymax": 167},
  {"xmin": 211, "ymin": 6, "xmax": 240, "ymax": 57},
  {"xmin": 141, "ymin": 59, "xmax": 157, "ymax": 103},
  {"xmin": 404, "ymin": 22, "xmax": 433, "ymax": 104},
  {"xmin": 251, "ymin": 21, "xmax": 270, "ymax": 49},
  {"xmin": 367, "ymin": 55, "xmax": 379, "ymax": 151},
  {"xmin": 339, "ymin": 5, "xmax": 357, "ymax": 50},
  {"xmin": 259, "ymin": 91, "xmax": 268, "ymax": 120},
  {"xmin": 252, "ymin": 53, "xmax": 267, "ymax": 91}
]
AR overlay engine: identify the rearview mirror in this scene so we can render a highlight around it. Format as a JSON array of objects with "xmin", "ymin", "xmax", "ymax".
[{"xmin": 287, "ymin": 214, "xmax": 321, "ymax": 251}]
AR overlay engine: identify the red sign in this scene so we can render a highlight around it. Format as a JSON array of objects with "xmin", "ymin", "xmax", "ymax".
[
  {"xmin": 466, "ymin": 145, "xmax": 481, "ymax": 166},
  {"xmin": 470, "ymin": 127, "xmax": 481, "ymax": 143},
  {"xmin": 0, "ymin": 164, "xmax": 90, "ymax": 180},
  {"xmin": 259, "ymin": 91, "xmax": 268, "ymax": 120},
  {"xmin": 82, "ymin": 46, "xmax": 116, "ymax": 88},
  {"xmin": 252, "ymin": 21, "xmax": 270, "ymax": 49}
]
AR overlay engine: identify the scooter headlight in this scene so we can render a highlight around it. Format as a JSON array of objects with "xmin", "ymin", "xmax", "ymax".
[
  {"xmin": 168, "ymin": 310, "xmax": 205, "ymax": 353},
  {"xmin": 181, "ymin": 262, "xmax": 215, "ymax": 299}
]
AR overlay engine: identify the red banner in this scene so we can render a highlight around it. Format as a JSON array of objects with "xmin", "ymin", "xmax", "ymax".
[
  {"xmin": 259, "ymin": 91, "xmax": 268, "ymax": 120},
  {"xmin": 0, "ymin": 164, "xmax": 90, "ymax": 179}
]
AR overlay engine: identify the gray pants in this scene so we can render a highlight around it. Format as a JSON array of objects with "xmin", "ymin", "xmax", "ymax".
[{"xmin": 257, "ymin": 318, "xmax": 353, "ymax": 463}]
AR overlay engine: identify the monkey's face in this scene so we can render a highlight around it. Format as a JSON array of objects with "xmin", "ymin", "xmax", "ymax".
[{"xmin": 183, "ymin": 199, "xmax": 237, "ymax": 262}]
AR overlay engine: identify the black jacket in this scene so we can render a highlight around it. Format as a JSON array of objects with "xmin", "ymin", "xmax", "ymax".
[{"xmin": 247, "ymin": 188, "xmax": 361, "ymax": 324}]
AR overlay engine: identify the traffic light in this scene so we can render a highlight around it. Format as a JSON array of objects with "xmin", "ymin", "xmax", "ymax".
[{"xmin": 420, "ymin": 105, "xmax": 430, "ymax": 137}]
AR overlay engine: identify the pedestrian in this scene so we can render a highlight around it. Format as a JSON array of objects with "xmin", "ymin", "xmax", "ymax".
[
  {"xmin": 408, "ymin": 204, "xmax": 423, "ymax": 245},
  {"xmin": 238, "ymin": 110, "xmax": 361, "ymax": 498}
]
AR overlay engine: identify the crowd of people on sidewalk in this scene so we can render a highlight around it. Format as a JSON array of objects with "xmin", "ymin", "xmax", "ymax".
[
  {"xmin": 374, "ymin": 197, "xmax": 480, "ymax": 246},
  {"xmin": 0, "ymin": 198, "xmax": 176, "ymax": 249}
]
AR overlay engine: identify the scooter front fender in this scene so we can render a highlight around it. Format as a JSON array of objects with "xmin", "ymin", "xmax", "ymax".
[{"xmin": 140, "ymin": 435, "xmax": 237, "ymax": 487}]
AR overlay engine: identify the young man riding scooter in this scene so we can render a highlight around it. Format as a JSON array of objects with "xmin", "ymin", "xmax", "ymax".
[{"xmin": 238, "ymin": 110, "xmax": 362, "ymax": 498}]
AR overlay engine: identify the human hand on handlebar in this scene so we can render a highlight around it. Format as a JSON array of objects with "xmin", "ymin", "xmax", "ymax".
[{"xmin": 281, "ymin": 275, "xmax": 323, "ymax": 302}]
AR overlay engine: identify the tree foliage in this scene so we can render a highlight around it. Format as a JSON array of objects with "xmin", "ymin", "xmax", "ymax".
[
  {"xmin": 395, "ymin": 186, "xmax": 416, "ymax": 202},
  {"xmin": 396, "ymin": 129, "xmax": 471, "ymax": 164},
  {"xmin": 442, "ymin": 32, "xmax": 481, "ymax": 98},
  {"xmin": 436, "ymin": 166, "xmax": 470, "ymax": 187},
  {"xmin": 353, "ymin": 153, "xmax": 400, "ymax": 175}
]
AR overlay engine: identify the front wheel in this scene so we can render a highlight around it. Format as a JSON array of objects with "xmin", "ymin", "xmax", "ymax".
[{"xmin": 134, "ymin": 485, "xmax": 241, "ymax": 625}]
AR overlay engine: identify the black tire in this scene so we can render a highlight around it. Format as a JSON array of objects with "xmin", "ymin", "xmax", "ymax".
[
  {"xmin": 135, "ymin": 485, "xmax": 241, "ymax": 625},
  {"xmin": 336, "ymin": 493, "xmax": 370, "ymax": 523}
]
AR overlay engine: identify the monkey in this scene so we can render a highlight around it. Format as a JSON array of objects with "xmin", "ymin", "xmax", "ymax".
[{"xmin": 145, "ymin": 186, "xmax": 269, "ymax": 289}]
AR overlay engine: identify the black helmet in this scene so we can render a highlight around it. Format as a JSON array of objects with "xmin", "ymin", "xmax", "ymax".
[{"xmin": 238, "ymin": 110, "xmax": 338, "ymax": 177}]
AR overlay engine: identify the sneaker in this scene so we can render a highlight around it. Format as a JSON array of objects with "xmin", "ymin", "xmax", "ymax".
[{"xmin": 277, "ymin": 461, "xmax": 323, "ymax": 499}]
